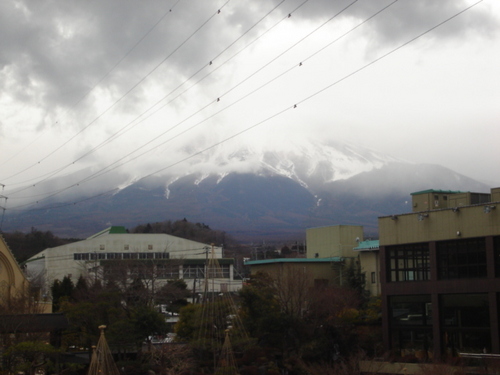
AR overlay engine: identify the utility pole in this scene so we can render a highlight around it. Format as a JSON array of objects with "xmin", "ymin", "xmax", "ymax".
[{"xmin": 0, "ymin": 183, "xmax": 6, "ymax": 231}]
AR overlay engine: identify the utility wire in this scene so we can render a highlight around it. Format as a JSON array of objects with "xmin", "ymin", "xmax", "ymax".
[
  {"xmin": 1, "ymin": 0, "xmax": 182, "ymax": 179},
  {"xmin": 1, "ymin": 0, "xmax": 228, "ymax": 183},
  {"xmin": 6, "ymin": 0, "xmax": 299, "ymax": 197},
  {"xmin": 5, "ymin": 0, "xmax": 482, "ymax": 212},
  {"xmin": 6, "ymin": 0, "xmax": 287, "ymax": 194},
  {"xmin": 7, "ymin": 0, "xmax": 346, "ymax": 202}
]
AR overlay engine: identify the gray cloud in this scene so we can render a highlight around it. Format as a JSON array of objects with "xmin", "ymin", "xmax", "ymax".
[{"xmin": 0, "ymin": 0, "xmax": 498, "ymax": 189}]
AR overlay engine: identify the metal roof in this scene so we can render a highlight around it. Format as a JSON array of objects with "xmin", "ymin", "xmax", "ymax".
[
  {"xmin": 245, "ymin": 257, "xmax": 343, "ymax": 266},
  {"xmin": 353, "ymin": 240, "xmax": 379, "ymax": 251},
  {"xmin": 86, "ymin": 226, "xmax": 127, "ymax": 239},
  {"xmin": 410, "ymin": 189, "xmax": 465, "ymax": 196}
]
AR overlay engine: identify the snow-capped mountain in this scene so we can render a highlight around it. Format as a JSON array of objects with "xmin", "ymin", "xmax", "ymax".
[
  {"xmin": 1, "ymin": 139, "xmax": 491, "ymax": 241},
  {"xmin": 164, "ymin": 137, "xmax": 398, "ymax": 194}
]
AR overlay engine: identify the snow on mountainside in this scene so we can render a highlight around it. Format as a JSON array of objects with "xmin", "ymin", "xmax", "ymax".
[
  {"xmin": 1, "ymin": 138, "xmax": 491, "ymax": 240},
  {"xmin": 169, "ymin": 138, "xmax": 399, "ymax": 193}
]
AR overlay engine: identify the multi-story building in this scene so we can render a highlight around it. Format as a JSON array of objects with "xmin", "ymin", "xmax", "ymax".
[
  {"xmin": 25, "ymin": 226, "xmax": 241, "ymax": 297},
  {"xmin": 245, "ymin": 225, "xmax": 368, "ymax": 290},
  {"xmin": 379, "ymin": 187, "xmax": 500, "ymax": 359}
]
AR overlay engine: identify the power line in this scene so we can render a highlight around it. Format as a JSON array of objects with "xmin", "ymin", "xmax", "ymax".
[
  {"xmin": 6, "ymin": 0, "xmax": 350, "ymax": 203},
  {"xmin": 0, "ymin": 0, "xmax": 182, "ymax": 180},
  {"xmin": 1, "ymin": 0, "xmax": 229, "ymax": 184},
  {"xmin": 3, "ymin": 1, "xmax": 483, "ymax": 215},
  {"xmin": 6, "ymin": 0, "xmax": 288, "ymax": 195}
]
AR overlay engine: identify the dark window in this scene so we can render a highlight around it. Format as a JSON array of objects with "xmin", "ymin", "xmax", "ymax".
[
  {"xmin": 183, "ymin": 265, "xmax": 205, "ymax": 279},
  {"xmin": 441, "ymin": 294, "xmax": 489, "ymax": 328},
  {"xmin": 74, "ymin": 253, "xmax": 89, "ymax": 260},
  {"xmin": 154, "ymin": 252, "xmax": 170, "ymax": 259},
  {"xmin": 390, "ymin": 295, "xmax": 432, "ymax": 326},
  {"xmin": 494, "ymin": 236, "xmax": 500, "ymax": 277},
  {"xmin": 157, "ymin": 264, "xmax": 179, "ymax": 279},
  {"xmin": 437, "ymin": 238, "xmax": 486, "ymax": 280},
  {"xmin": 387, "ymin": 243, "xmax": 430, "ymax": 282},
  {"xmin": 371, "ymin": 272, "xmax": 376, "ymax": 284}
]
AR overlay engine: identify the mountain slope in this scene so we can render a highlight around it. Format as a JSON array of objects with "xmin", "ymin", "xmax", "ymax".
[{"xmin": 1, "ymin": 140, "xmax": 492, "ymax": 241}]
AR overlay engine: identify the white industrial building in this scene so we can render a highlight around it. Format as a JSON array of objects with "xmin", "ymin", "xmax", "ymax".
[{"xmin": 25, "ymin": 226, "xmax": 241, "ymax": 295}]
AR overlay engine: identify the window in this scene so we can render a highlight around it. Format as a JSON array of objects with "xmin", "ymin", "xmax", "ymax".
[
  {"xmin": 148, "ymin": 245, "xmax": 153, "ymax": 250},
  {"xmin": 493, "ymin": 236, "xmax": 500, "ymax": 277},
  {"xmin": 205, "ymin": 264, "xmax": 230, "ymax": 278},
  {"xmin": 371, "ymin": 272, "xmax": 376, "ymax": 284},
  {"xmin": 437, "ymin": 238, "xmax": 486, "ymax": 280},
  {"xmin": 154, "ymin": 252, "xmax": 170, "ymax": 259},
  {"xmin": 387, "ymin": 243, "xmax": 430, "ymax": 282},
  {"xmin": 74, "ymin": 253, "xmax": 89, "ymax": 260},
  {"xmin": 157, "ymin": 264, "xmax": 179, "ymax": 279},
  {"xmin": 124, "ymin": 244, "xmax": 129, "ymax": 250},
  {"xmin": 183, "ymin": 265, "xmax": 205, "ymax": 279},
  {"xmin": 390, "ymin": 295, "xmax": 432, "ymax": 326},
  {"xmin": 100, "ymin": 245, "xmax": 105, "ymax": 250}
]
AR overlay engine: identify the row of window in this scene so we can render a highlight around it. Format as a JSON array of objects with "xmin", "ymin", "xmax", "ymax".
[
  {"xmin": 99, "ymin": 262, "xmax": 230, "ymax": 280},
  {"xmin": 74, "ymin": 252, "xmax": 170, "ymax": 260},
  {"xmin": 96, "ymin": 244, "xmax": 156, "ymax": 251},
  {"xmin": 387, "ymin": 237, "xmax": 496, "ymax": 282},
  {"xmin": 389, "ymin": 293, "xmax": 492, "ymax": 355}
]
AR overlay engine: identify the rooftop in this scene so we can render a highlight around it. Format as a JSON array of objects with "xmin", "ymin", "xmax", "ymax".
[
  {"xmin": 245, "ymin": 257, "xmax": 343, "ymax": 266},
  {"xmin": 354, "ymin": 240, "xmax": 379, "ymax": 251},
  {"xmin": 411, "ymin": 189, "xmax": 465, "ymax": 196}
]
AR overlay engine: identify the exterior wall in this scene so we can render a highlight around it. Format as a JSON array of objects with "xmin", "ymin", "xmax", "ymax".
[
  {"xmin": 306, "ymin": 225, "xmax": 363, "ymax": 259},
  {"xmin": 358, "ymin": 251, "xmax": 380, "ymax": 296},
  {"xmin": 249, "ymin": 261, "xmax": 342, "ymax": 287},
  {"xmin": 0, "ymin": 236, "xmax": 52, "ymax": 313},
  {"xmin": 0, "ymin": 236, "xmax": 29, "ymax": 300},
  {"xmin": 411, "ymin": 190, "xmax": 492, "ymax": 213},
  {"xmin": 25, "ymin": 232, "xmax": 241, "ymax": 294},
  {"xmin": 379, "ymin": 198, "xmax": 500, "ymax": 358},
  {"xmin": 380, "ymin": 202, "xmax": 500, "ymax": 246}
]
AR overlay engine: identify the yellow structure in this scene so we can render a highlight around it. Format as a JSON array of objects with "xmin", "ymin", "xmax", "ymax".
[
  {"xmin": 306, "ymin": 225, "xmax": 363, "ymax": 259},
  {"xmin": 0, "ymin": 235, "xmax": 30, "ymax": 302},
  {"xmin": 246, "ymin": 225, "xmax": 372, "ymax": 292},
  {"xmin": 353, "ymin": 240, "xmax": 381, "ymax": 296},
  {"xmin": 0, "ymin": 235, "xmax": 51, "ymax": 313}
]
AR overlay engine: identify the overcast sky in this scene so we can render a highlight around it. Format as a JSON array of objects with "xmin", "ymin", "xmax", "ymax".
[{"xmin": 0, "ymin": 0, "xmax": 499, "ymax": 208}]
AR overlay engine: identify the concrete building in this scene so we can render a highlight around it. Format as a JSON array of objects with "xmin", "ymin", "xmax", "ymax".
[
  {"xmin": 306, "ymin": 225, "xmax": 363, "ymax": 259},
  {"xmin": 26, "ymin": 226, "xmax": 241, "ymax": 296},
  {"xmin": 379, "ymin": 187, "xmax": 500, "ymax": 359},
  {"xmin": 246, "ymin": 225, "xmax": 372, "ymax": 291},
  {"xmin": 245, "ymin": 257, "xmax": 344, "ymax": 288},
  {"xmin": 353, "ymin": 240, "xmax": 381, "ymax": 296}
]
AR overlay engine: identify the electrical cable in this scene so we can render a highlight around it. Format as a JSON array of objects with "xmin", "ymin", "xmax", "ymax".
[
  {"xmin": 4, "ymin": 1, "xmax": 483, "ymax": 215},
  {"xmin": 1, "ymin": 0, "xmax": 229, "ymax": 183},
  {"xmin": 0, "ymin": 0, "xmax": 182, "ymax": 179},
  {"xmin": 5, "ymin": 0, "xmax": 288, "ymax": 193}
]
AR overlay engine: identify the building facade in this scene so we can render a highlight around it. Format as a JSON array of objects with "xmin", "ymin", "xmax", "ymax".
[
  {"xmin": 26, "ymin": 227, "xmax": 241, "ymax": 296},
  {"xmin": 246, "ymin": 225, "xmax": 372, "ymax": 291},
  {"xmin": 353, "ymin": 240, "xmax": 381, "ymax": 296},
  {"xmin": 379, "ymin": 188, "xmax": 500, "ymax": 359}
]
